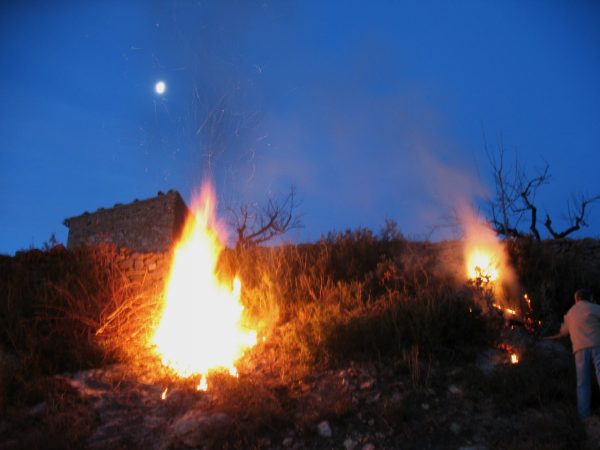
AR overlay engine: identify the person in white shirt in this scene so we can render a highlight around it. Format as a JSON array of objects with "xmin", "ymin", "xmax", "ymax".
[{"xmin": 545, "ymin": 288, "xmax": 600, "ymax": 418}]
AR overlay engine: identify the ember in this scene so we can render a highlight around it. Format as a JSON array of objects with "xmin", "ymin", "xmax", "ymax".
[
  {"xmin": 150, "ymin": 183, "xmax": 257, "ymax": 389},
  {"xmin": 498, "ymin": 343, "xmax": 520, "ymax": 365}
]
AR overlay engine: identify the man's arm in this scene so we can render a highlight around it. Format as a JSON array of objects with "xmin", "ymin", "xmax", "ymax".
[
  {"xmin": 542, "ymin": 333, "xmax": 565, "ymax": 340},
  {"xmin": 542, "ymin": 321, "xmax": 569, "ymax": 340}
]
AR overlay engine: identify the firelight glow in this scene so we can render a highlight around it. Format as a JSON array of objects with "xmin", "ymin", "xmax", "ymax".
[
  {"xmin": 154, "ymin": 80, "xmax": 166, "ymax": 94},
  {"xmin": 150, "ymin": 183, "xmax": 257, "ymax": 388},
  {"xmin": 466, "ymin": 248, "xmax": 500, "ymax": 283}
]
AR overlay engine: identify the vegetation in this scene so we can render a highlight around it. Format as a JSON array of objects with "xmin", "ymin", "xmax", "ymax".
[{"xmin": 0, "ymin": 230, "xmax": 597, "ymax": 448}]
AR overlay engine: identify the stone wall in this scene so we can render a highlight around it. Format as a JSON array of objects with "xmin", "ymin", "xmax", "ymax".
[
  {"xmin": 113, "ymin": 247, "xmax": 172, "ymax": 287},
  {"xmin": 64, "ymin": 190, "xmax": 189, "ymax": 253}
]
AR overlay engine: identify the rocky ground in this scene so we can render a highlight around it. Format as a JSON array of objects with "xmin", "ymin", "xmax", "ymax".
[{"xmin": 1, "ymin": 335, "xmax": 599, "ymax": 449}]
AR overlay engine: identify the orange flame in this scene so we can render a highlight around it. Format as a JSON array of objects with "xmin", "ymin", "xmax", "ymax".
[
  {"xmin": 466, "ymin": 247, "xmax": 500, "ymax": 284},
  {"xmin": 150, "ymin": 183, "xmax": 257, "ymax": 386},
  {"xmin": 498, "ymin": 342, "xmax": 520, "ymax": 364}
]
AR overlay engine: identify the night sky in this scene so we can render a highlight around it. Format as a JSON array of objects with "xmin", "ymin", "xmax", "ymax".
[{"xmin": 1, "ymin": 1, "xmax": 599, "ymax": 254}]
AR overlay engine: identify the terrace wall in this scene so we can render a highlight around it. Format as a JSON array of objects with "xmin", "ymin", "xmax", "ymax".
[
  {"xmin": 64, "ymin": 190, "xmax": 189, "ymax": 253},
  {"xmin": 114, "ymin": 247, "xmax": 171, "ymax": 286}
]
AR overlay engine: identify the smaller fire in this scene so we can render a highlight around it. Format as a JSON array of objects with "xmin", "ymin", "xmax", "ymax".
[
  {"xmin": 498, "ymin": 343, "xmax": 520, "ymax": 365},
  {"xmin": 467, "ymin": 248, "xmax": 500, "ymax": 285},
  {"xmin": 161, "ymin": 387, "xmax": 168, "ymax": 400}
]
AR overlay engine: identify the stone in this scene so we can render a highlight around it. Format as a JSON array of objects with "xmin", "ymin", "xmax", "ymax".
[
  {"xmin": 360, "ymin": 378, "xmax": 375, "ymax": 390},
  {"xmin": 170, "ymin": 410, "xmax": 230, "ymax": 447},
  {"xmin": 421, "ymin": 403, "xmax": 430, "ymax": 410},
  {"xmin": 344, "ymin": 438, "xmax": 358, "ymax": 450},
  {"xmin": 317, "ymin": 420, "xmax": 332, "ymax": 438},
  {"xmin": 361, "ymin": 444, "xmax": 375, "ymax": 450},
  {"xmin": 448, "ymin": 384, "xmax": 462, "ymax": 395},
  {"xmin": 366, "ymin": 392, "xmax": 381, "ymax": 404},
  {"xmin": 450, "ymin": 422, "xmax": 461, "ymax": 435}
]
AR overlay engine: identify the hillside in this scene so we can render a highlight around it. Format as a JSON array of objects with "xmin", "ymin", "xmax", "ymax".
[{"xmin": 1, "ymin": 234, "xmax": 600, "ymax": 449}]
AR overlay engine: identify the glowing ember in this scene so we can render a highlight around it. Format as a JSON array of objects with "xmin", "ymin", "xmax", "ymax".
[
  {"xmin": 151, "ymin": 183, "xmax": 257, "ymax": 387},
  {"xmin": 161, "ymin": 387, "xmax": 168, "ymax": 400},
  {"xmin": 498, "ymin": 343, "xmax": 520, "ymax": 364}
]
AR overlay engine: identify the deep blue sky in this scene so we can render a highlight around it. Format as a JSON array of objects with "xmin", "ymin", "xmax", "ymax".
[{"xmin": 1, "ymin": 0, "xmax": 599, "ymax": 254}]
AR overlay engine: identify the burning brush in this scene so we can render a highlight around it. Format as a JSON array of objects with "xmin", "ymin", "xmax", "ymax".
[
  {"xmin": 465, "ymin": 242, "xmax": 542, "ymax": 366},
  {"xmin": 150, "ymin": 183, "xmax": 258, "ymax": 391}
]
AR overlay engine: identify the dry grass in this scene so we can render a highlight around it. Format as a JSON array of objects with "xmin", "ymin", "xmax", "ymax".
[{"xmin": 1, "ymin": 233, "xmax": 597, "ymax": 448}]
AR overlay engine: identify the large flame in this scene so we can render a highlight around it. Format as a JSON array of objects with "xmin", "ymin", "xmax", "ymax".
[{"xmin": 151, "ymin": 183, "xmax": 257, "ymax": 386}]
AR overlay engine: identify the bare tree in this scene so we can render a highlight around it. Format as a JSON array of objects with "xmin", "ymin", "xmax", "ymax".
[
  {"xmin": 229, "ymin": 186, "xmax": 303, "ymax": 249},
  {"xmin": 486, "ymin": 142, "xmax": 599, "ymax": 240}
]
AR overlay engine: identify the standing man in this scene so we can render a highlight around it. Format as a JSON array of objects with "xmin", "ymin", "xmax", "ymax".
[{"xmin": 545, "ymin": 289, "xmax": 600, "ymax": 418}]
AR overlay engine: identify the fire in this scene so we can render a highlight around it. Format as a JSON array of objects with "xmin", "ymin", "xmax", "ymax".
[
  {"xmin": 498, "ymin": 343, "xmax": 520, "ymax": 364},
  {"xmin": 466, "ymin": 248, "xmax": 500, "ymax": 284},
  {"xmin": 150, "ymin": 183, "xmax": 257, "ymax": 386}
]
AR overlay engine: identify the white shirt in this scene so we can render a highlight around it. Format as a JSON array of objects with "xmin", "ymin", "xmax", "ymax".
[{"xmin": 560, "ymin": 300, "xmax": 600, "ymax": 353}]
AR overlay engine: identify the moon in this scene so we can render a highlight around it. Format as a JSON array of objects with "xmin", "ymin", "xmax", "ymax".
[{"xmin": 155, "ymin": 81, "xmax": 166, "ymax": 95}]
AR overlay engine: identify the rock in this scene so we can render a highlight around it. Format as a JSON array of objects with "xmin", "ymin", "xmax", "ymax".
[
  {"xmin": 28, "ymin": 402, "xmax": 47, "ymax": 416},
  {"xmin": 170, "ymin": 410, "xmax": 230, "ymax": 447},
  {"xmin": 361, "ymin": 444, "xmax": 375, "ymax": 450},
  {"xmin": 450, "ymin": 422, "xmax": 461, "ymax": 435},
  {"xmin": 317, "ymin": 420, "xmax": 332, "ymax": 438},
  {"xmin": 360, "ymin": 379, "xmax": 375, "ymax": 390},
  {"xmin": 283, "ymin": 437, "xmax": 294, "ymax": 447},
  {"xmin": 584, "ymin": 416, "xmax": 600, "ymax": 449},
  {"xmin": 421, "ymin": 403, "xmax": 430, "ymax": 410},
  {"xmin": 366, "ymin": 392, "xmax": 381, "ymax": 404},
  {"xmin": 448, "ymin": 385, "xmax": 462, "ymax": 395},
  {"xmin": 344, "ymin": 437, "xmax": 358, "ymax": 450}
]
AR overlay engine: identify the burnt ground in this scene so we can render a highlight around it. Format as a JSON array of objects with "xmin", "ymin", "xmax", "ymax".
[{"xmin": 1, "ymin": 337, "xmax": 600, "ymax": 450}]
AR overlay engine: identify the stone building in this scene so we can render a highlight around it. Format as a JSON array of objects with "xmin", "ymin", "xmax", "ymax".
[{"xmin": 63, "ymin": 190, "xmax": 190, "ymax": 252}]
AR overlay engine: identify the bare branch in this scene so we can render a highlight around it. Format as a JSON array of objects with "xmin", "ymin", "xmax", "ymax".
[
  {"xmin": 513, "ymin": 164, "xmax": 550, "ymax": 241},
  {"xmin": 544, "ymin": 194, "xmax": 600, "ymax": 239},
  {"xmin": 230, "ymin": 186, "xmax": 303, "ymax": 249}
]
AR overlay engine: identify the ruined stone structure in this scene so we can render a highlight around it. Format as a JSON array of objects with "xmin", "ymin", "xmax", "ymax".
[{"xmin": 63, "ymin": 190, "xmax": 190, "ymax": 252}]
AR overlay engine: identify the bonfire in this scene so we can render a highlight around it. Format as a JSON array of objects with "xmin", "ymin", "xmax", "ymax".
[{"xmin": 150, "ymin": 183, "xmax": 257, "ymax": 390}]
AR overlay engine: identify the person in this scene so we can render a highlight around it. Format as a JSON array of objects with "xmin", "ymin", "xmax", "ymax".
[{"xmin": 545, "ymin": 288, "xmax": 600, "ymax": 418}]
